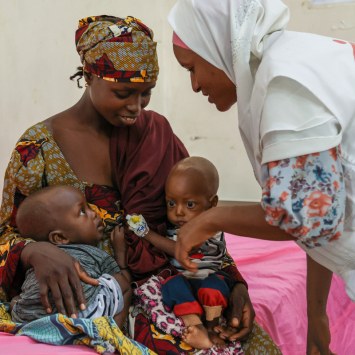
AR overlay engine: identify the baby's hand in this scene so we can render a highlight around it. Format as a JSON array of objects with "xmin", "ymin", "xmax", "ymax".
[
  {"xmin": 110, "ymin": 225, "xmax": 127, "ymax": 254},
  {"xmin": 111, "ymin": 225, "xmax": 132, "ymax": 278}
]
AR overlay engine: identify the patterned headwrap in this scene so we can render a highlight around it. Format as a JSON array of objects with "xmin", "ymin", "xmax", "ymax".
[{"xmin": 75, "ymin": 15, "xmax": 159, "ymax": 83}]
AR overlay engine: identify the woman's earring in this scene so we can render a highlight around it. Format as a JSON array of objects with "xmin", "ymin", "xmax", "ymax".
[{"xmin": 85, "ymin": 82, "xmax": 89, "ymax": 87}]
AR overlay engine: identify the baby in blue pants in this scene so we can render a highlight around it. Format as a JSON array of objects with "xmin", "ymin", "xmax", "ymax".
[{"xmin": 128, "ymin": 157, "xmax": 233, "ymax": 349}]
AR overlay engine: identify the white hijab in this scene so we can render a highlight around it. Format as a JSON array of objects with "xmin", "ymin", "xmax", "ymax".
[
  {"xmin": 168, "ymin": 0, "xmax": 289, "ymax": 83},
  {"xmin": 168, "ymin": 0, "xmax": 289, "ymax": 178}
]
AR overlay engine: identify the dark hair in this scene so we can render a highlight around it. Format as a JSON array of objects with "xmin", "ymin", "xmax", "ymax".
[
  {"xmin": 70, "ymin": 66, "xmax": 84, "ymax": 89},
  {"xmin": 16, "ymin": 186, "xmax": 62, "ymax": 240}
]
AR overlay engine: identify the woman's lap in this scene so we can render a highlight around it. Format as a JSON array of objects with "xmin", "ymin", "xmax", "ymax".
[
  {"xmin": 242, "ymin": 322, "xmax": 282, "ymax": 355},
  {"xmin": 133, "ymin": 308, "xmax": 282, "ymax": 355}
]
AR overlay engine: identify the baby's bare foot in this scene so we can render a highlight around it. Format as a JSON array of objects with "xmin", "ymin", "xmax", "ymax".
[
  {"xmin": 213, "ymin": 325, "xmax": 238, "ymax": 340},
  {"xmin": 208, "ymin": 329, "xmax": 226, "ymax": 349},
  {"xmin": 182, "ymin": 324, "xmax": 213, "ymax": 349}
]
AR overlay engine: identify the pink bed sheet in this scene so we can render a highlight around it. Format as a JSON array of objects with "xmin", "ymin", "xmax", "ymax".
[
  {"xmin": 1, "ymin": 235, "xmax": 354, "ymax": 355},
  {"xmin": 0, "ymin": 332, "xmax": 96, "ymax": 355},
  {"xmin": 225, "ymin": 234, "xmax": 355, "ymax": 355}
]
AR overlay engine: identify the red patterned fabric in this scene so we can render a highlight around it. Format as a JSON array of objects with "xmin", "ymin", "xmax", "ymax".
[
  {"xmin": 84, "ymin": 184, "xmax": 121, "ymax": 214},
  {"xmin": 75, "ymin": 16, "xmax": 159, "ymax": 83},
  {"xmin": 15, "ymin": 138, "xmax": 48, "ymax": 168},
  {"xmin": 0, "ymin": 239, "xmax": 28, "ymax": 299},
  {"xmin": 10, "ymin": 189, "xmax": 26, "ymax": 227},
  {"xmin": 134, "ymin": 313, "xmax": 182, "ymax": 355},
  {"xmin": 222, "ymin": 254, "xmax": 248, "ymax": 289}
]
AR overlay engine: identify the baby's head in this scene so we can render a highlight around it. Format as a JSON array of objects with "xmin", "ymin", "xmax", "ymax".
[
  {"xmin": 165, "ymin": 157, "xmax": 219, "ymax": 227},
  {"xmin": 16, "ymin": 185, "xmax": 104, "ymax": 246}
]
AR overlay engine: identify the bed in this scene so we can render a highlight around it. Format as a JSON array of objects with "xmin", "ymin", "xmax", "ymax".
[{"xmin": 226, "ymin": 234, "xmax": 355, "ymax": 354}]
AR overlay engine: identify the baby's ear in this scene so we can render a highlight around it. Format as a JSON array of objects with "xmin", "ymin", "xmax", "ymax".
[
  {"xmin": 48, "ymin": 231, "xmax": 69, "ymax": 245},
  {"xmin": 210, "ymin": 194, "xmax": 219, "ymax": 208}
]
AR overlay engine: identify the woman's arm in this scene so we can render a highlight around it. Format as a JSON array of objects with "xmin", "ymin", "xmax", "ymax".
[
  {"xmin": 213, "ymin": 253, "xmax": 255, "ymax": 341},
  {"xmin": 307, "ymin": 255, "xmax": 332, "ymax": 315},
  {"xmin": 221, "ymin": 252, "xmax": 248, "ymax": 287},
  {"xmin": 306, "ymin": 255, "xmax": 334, "ymax": 355},
  {"xmin": 0, "ymin": 136, "xmax": 47, "ymax": 302},
  {"xmin": 0, "ymin": 134, "xmax": 97, "ymax": 315},
  {"xmin": 176, "ymin": 148, "xmax": 344, "ymax": 272},
  {"xmin": 175, "ymin": 204, "xmax": 294, "ymax": 272}
]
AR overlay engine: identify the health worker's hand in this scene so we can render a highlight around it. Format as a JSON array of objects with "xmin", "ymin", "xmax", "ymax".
[{"xmin": 175, "ymin": 210, "xmax": 217, "ymax": 273}]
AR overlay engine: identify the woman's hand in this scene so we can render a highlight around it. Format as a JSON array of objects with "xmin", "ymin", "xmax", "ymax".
[
  {"xmin": 21, "ymin": 242, "xmax": 98, "ymax": 318},
  {"xmin": 307, "ymin": 314, "xmax": 336, "ymax": 355},
  {"xmin": 214, "ymin": 283, "xmax": 255, "ymax": 342}
]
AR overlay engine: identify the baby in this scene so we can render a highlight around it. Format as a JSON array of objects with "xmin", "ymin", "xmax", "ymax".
[
  {"xmin": 11, "ymin": 185, "xmax": 131, "ymax": 329},
  {"xmin": 127, "ymin": 157, "xmax": 232, "ymax": 349}
]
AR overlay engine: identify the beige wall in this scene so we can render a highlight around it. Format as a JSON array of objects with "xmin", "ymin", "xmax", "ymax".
[{"xmin": 1, "ymin": 0, "xmax": 355, "ymax": 201}]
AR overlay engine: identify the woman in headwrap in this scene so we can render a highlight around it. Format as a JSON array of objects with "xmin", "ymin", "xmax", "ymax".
[
  {"xmin": 168, "ymin": 0, "xmax": 355, "ymax": 354},
  {"xmin": 0, "ymin": 15, "xmax": 282, "ymax": 354}
]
